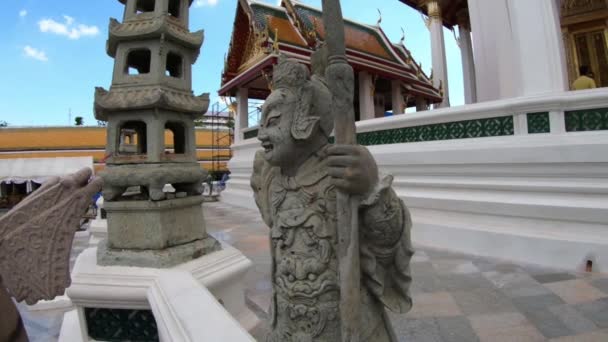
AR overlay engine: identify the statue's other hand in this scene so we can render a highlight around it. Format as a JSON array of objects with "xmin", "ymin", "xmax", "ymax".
[
  {"xmin": 0, "ymin": 168, "xmax": 103, "ymax": 304},
  {"xmin": 327, "ymin": 144, "xmax": 379, "ymax": 196}
]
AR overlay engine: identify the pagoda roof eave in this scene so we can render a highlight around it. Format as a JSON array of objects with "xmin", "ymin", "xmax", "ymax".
[
  {"xmin": 94, "ymin": 86, "xmax": 210, "ymax": 121},
  {"xmin": 106, "ymin": 17, "xmax": 204, "ymax": 58}
]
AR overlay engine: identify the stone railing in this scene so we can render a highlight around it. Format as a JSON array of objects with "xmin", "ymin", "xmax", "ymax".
[
  {"xmin": 238, "ymin": 88, "xmax": 608, "ymax": 144},
  {"xmin": 224, "ymin": 88, "xmax": 608, "ymax": 273}
]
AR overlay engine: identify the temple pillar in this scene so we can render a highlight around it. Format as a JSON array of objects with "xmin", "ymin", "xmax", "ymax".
[
  {"xmin": 468, "ymin": 0, "xmax": 567, "ymax": 101},
  {"xmin": 424, "ymin": 0, "xmax": 450, "ymax": 108},
  {"xmin": 359, "ymin": 71, "xmax": 375, "ymax": 120},
  {"xmin": 391, "ymin": 80, "xmax": 405, "ymax": 115},
  {"xmin": 235, "ymin": 87, "xmax": 248, "ymax": 142},
  {"xmin": 416, "ymin": 97, "xmax": 429, "ymax": 112},
  {"xmin": 457, "ymin": 11, "xmax": 477, "ymax": 104}
]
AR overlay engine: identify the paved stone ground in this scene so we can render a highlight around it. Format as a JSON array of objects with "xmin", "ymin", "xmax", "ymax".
[
  {"xmin": 14, "ymin": 202, "xmax": 608, "ymax": 341},
  {"xmin": 204, "ymin": 202, "xmax": 608, "ymax": 342}
]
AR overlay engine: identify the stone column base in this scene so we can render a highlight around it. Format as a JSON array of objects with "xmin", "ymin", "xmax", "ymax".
[
  {"xmin": 97, "ymin": 236, "xmax": 220, "ymax": 268},
  {"xmin": 59, "ymin": 245, "xmax": 258, "ymax": 341}
]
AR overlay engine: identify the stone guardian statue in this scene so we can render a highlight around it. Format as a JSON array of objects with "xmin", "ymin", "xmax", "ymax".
[{"xmin": 251, "ymin": 3, "xmax": 413, "ymax": 339}]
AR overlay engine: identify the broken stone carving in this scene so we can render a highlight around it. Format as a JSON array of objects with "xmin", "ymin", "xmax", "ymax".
[{"xmin": 0, "ymin": 168, "xmax": 102, "ymax": 305}]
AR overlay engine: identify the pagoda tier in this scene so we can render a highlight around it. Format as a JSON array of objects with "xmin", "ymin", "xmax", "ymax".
[
  {"xmin": 94, "ymin": 86, "xmax": 210, "ymax": 120},
  {"xmin": 107, "ymin": 17, "xmax": 204, "ymax": 61}
]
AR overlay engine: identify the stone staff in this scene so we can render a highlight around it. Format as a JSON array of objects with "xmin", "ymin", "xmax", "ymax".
[{"xmin": 321, "ymin": 0, "xmax": 361, "ymax": 341}]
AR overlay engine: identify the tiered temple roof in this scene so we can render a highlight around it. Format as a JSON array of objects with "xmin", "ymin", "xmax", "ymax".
[{"xmin": 220, "ymin": 0, "xmax": 442, "ymax": 104}]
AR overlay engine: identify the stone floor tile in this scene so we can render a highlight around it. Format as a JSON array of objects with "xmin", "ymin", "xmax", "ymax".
[
  {"xmin": 451, "ymin": 287, "xmax": 517, "ymax": 315},
  {"xmin": 408, "ymin": 292, "xmax": 462, "ymax": 318},
  {"xmin": 493, "ymin": 263, "xmax": 526, "ymax": 274},
  {"xmin": 468, "ymin": 312, "xmax": 545, "ymax": 342},
  {"xmin": 471, "ymin": 259, "xmax": 499, "ymax": 273},
  {"xmin": 548, "ymin": 304, "xmax": 598, "ymax": 334},
  {"xmin": 411, "ymin": 261, "xmax": 438, "ymax": 277},
  {"xmin": 549, "ymin": 329, "xmax": 608, "ymax": 342},
  {"xmin": 532, "ymin": 273, "xmax": 578, "ymax": 284},
  {"xmin": 437, "ymin": 273, "xmax": 495, "ymax": 292},
  {"xmin": 512, "ymin": 293, "xmax": 566, "ymax": 313},
  {"xmin": 575, "ymin": 298, "xmax": 608, "ymax": 328},
  {"xmin": 388, "ymin": 317, "xmax": 444, "ymax": 342},
  {"xmin": 411, "ymin": 250, "xmax": 430, "ymax": 263},
  {"xmin": 424, "ymin": 247, "xmax": 467, "ymax": 260},
  {"xmin": 545, "ymin": 279, "xmax": 608, "ymax": 304},
  {"xmin": 245, "ymin": 290, "xmax": 271, "ymax": 318},
  {"xmin": 250, "ymin": 320, "xmax": 270, "ymax": 341},
  {"xmin": 432, "ymin": 259, "xmax": 480, "ymax": 274},
  {"xmin": 483, "ymin": 270, "xmax": 547, "ymax": 298},
  {"xmin": 590, "ymin": 278, "xmax": 608, "ymax": 295},
  {"xmin": 502, "ymin": 284, "xmax": 554, "ymax": 298},
  {"xmin": 521, "ymin": 307, "xmax": 574, "ymax": 339},
  {"xmin": 435, "ymin": 316, "xmax": 480, "ymax": 342},
  {"xmin": 410, "ymin": 274, "xmax": 445, "ymax": 295}
]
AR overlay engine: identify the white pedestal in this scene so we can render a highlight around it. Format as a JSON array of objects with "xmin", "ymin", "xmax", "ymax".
[
  {"xmin": 88, "ymin": 219, "xmax": 107, "ymax": 247},
  {"xmin": 59, "ymin": 244, "xmax": 258, "ymax": 341}
]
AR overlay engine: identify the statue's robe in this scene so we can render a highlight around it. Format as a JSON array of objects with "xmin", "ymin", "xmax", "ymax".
[{"xmin": 251, "ymin": 145, "xmax": 413, "ymax": 342}]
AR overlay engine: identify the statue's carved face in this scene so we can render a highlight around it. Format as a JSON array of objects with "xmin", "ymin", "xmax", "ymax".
[{"xmin": 258, "ymin": 88, "xmax": 298, "ymax": 167}]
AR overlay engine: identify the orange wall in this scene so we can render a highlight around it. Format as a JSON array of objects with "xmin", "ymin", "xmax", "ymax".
[
  {"xmin": 0, "ymin": 126, "xmax": 231, "ymax": 171},
  {"xmin": 0, "ymin": 127, "xmax": 106, "ymax": 150},
  {"xmin": 0, "ymin": 127, "xmax": 231, "ymax": 150}
]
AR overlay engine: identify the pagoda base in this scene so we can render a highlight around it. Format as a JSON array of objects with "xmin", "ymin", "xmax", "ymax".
[
  {"xmin": 59, "ymin": 245, "xmax": 258, "ymax": 341},
  {"xmin": 97, "ymin": 236, "xmax": 220, "ymax": 268}
]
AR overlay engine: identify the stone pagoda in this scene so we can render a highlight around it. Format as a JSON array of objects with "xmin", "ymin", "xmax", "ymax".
[{"xmin": 94, "ymin": 0, "xmax": 219, "ymax": 267}]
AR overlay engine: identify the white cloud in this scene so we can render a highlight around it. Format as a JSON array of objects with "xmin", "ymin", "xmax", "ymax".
[
  {"xmin": 23, "ymin": 46, "xmax": 48, "ymax": 62},
  {"xmin": 63, "ymin": 15, "xmax": 75, "ymax": 25},
  {"xmin": 193, "ymin": 0, "xmax": 219, "ymax": 7},
  {"xmin": 38, "ymin": 15, "xmax": 99, "ymax": 40},
  {"xmin": 19, "ymin": 10, "xmax": 27, "ymax": 18}
]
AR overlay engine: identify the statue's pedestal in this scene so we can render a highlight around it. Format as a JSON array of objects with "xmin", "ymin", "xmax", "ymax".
[{"xmin": 59, "ymin": 245, "xmax": 258, "ymax": 341}]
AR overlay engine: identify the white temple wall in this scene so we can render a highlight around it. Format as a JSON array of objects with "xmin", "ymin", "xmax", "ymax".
[{"xmin": 222, "ymin": 88, "xmax": 608, "ymax": 272}]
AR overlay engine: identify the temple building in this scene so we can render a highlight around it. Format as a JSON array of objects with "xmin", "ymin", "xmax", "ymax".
[
  {"xmin": 222, "ymin": 0, "xmax": 608, "ymax": 274},
  {"xmin": 219, "ymin": 0, "xmax": 442, "ymax": 142},
  {"xmin": 399, "ymin": 0, "xmax": 608, "ymax": 102}
]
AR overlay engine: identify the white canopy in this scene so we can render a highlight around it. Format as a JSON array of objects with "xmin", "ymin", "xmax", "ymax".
[{"xmin": 0, "ymin": 157, "xmax": 94, "ymax": 185}]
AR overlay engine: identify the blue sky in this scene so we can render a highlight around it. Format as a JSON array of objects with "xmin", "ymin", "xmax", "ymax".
[{"xmin": 0, "ymin": 0, "xmax": 463, "ymax": 126}]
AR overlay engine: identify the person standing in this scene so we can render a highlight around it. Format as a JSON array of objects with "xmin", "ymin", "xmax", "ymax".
[{"xmin": 572, "ymin": 65, "xmax": 597, "ymax": 90}]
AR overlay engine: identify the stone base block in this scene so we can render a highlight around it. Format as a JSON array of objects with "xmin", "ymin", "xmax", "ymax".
[
  {"xmin": 97, "ymin": 236, "xmax": 220, "ymax": 268},
  {"xmin": 59, "ymin": 245, "xmax": 258, "ymax": 341},
  {"xmin": 105, "ymin": 196, "xmax": 206, "ymax": 250}
]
